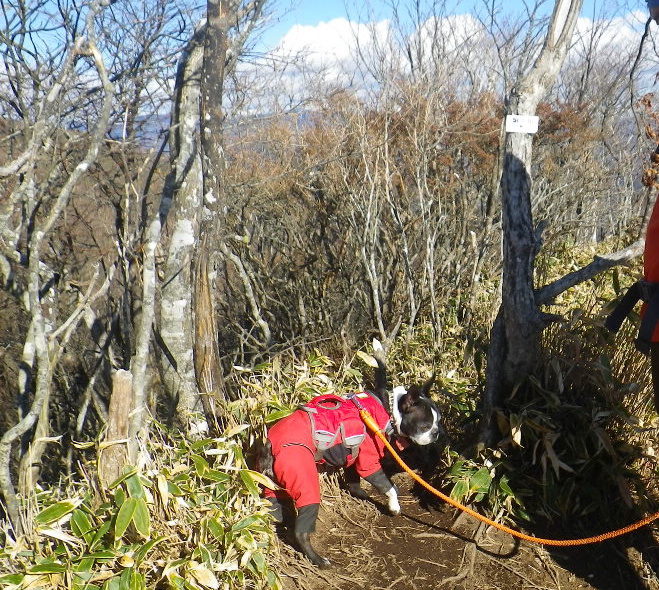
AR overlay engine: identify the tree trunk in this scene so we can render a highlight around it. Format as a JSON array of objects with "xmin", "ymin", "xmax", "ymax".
[
  {"xmin": 192, "ymin": 0, "xmax": 232, "ymax": 409},
  {"xmin": 480, "ymin": 0, "xmax": 584, "ymax": 446},
  {"xmin": 159, "ymin": 24, "xmax": 206, "ymax": 420}
]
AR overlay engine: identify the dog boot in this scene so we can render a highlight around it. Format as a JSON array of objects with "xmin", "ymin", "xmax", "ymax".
[
  {"xmin": 294, "ymin": 504, "xmax": 331, "ymax": 568},
  {"xmin": 266, "ymin": 497, "xmax": 284, "ymax": 524},
  {"xmin": 344, "ymin": 465, "xmax": 369, "ymax": 500}
]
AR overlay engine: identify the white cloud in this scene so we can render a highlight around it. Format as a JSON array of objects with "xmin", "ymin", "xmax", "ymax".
[
  {"xmin": 236, "ymin": 7, "xmax": 652, "ymax": 113},
  {"xmin": 272, "ymin": 17, "xmax": 392, "ymax": 79},
  {"xmin": 276, "ymin": 18, "xmax": 358, "ymax": 65}
]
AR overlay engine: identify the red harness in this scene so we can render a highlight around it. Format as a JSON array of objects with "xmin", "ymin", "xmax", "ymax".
[{"xmin": 300, "ymin": 392, "xmax": 390, "ymax": 465}]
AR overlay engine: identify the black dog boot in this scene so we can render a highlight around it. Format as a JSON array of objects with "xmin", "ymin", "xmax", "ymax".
[
  {"xmin": 344, "ymin": 465, "xmax": 370, "ymax": 500},
  {"xmin": 294, "ymin": 504, "xmax": 331, "ymax": 568},
  {"xmin": 266, "ymin": 498, "xmax": 284, "ymax": 524}
]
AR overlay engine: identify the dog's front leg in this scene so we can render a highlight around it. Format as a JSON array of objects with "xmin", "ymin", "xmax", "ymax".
[
  {"xmin": 364, "ymin": 469, "xmax": 400, "ymax": 515},
  {"xmin": 294, "ymin": 504, "xmax": 331, "ymax": 568}
]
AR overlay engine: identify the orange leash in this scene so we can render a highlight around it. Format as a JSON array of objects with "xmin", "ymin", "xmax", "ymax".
[{"xmin": 359, "ymin": 409, "xmax": 659, "ymax": 547}]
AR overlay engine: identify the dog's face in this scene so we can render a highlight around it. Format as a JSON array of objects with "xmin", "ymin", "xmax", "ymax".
[{"xmin": 390, "ymin": 380, "xmax": 443, "ymax": 446}]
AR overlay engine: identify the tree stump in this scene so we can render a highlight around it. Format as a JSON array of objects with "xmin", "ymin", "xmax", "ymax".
[{"xmin": 99, "ymin": 369, "xmax": 132, "ymax": 488}]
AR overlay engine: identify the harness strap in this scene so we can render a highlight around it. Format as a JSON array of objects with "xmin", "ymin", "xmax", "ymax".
[
  {"xmin": 605, "ymin": 280, "xmax": 659, "ymax": 355},
  {"xmin": 638, "ymin": 287, "xmax": 659, "ymax": 354},
  {"xmin": 604, "ymin": 281, "xmax": 642, "ymax": 333}
]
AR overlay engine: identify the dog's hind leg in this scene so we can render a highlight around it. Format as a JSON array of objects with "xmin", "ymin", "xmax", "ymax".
[
  {"xmin": 266, "ymin": 498, "xmax": 283, "ymax": 524},
  {"xmin": 294, "ymin": 504, "xmax": 331, "ymax": 568}
]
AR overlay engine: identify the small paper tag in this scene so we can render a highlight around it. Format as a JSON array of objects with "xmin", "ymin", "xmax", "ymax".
[{"xmin": 505, "ymin": 115, "xmax": 539, "ymax": 134}]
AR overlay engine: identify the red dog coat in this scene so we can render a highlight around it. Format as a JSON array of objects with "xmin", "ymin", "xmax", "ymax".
[{"xmin": 264, "ymin": 392, "xmax": 393, "ymax": 508}]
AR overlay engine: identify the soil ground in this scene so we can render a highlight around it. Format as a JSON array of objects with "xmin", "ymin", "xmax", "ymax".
[{"xmin": 274, "ymin": 470, "xmax": 659, "ymax": 590}]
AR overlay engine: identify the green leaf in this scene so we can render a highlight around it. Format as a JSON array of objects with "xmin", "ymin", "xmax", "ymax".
[
  {"xmin": 109, "ymin": 468, "xmax": 138, "ymax": 490},
  {"xmin": 115, "ymin": 498, "xmax": 138, "ymax": 540},
  {"xmin": 129, "ymin": 569, "xmax": 145, "ymax": 590},
  {"xmin": 70, "ymin": 509, "xmax": 94, "ymax": 543},
  {"xmin": 191, "ymin": 454, "xmax": 209, "ymax": 475},
  {"xmin": 167, "ymin": 481, "xmax": 184, "ymax": 496},
  {"xmin": 133, "ymin": 537, "xmax": 167, "ymax": 565},
  {"xmin": 74, "ymin": 557, "xmax": 96, "ymax": 572},
  {"xmin": 35, "ymin": 500, "xmax": 79, "ymax": 525},
  {"xmin": 224, "ymin": 423, "xmax": 250, "ymax": 438},
  {"xmin": 28, "ymin": 562, "xmax": 67, "ymax": 574},
  {"xmin": 119, "ymin": 567, "xmax": 132, "ymax": 590},
  {"xmin": 114, "ymin": 487, "xmax": 127, "ymax": 508},
  {"xmin": 72, "ymin": 570, "xmax": 96, "ymax": 589},
  {"xmin": 231, "ymin": 515, "xmax": 259, "ymax": 532},
  {"xmin": 190, "ymin": 438, "xmax": 215, "ymax": 452},
  {"xmin": 236, "ymin": 529, "xmax": 257, "ymax": 551},
  {"xmin": 188, "ymin": 561, "xmax": 219, "ymax": 589},
  {"xmin": 132, "ymin": 498, "xmax": 150, "ymax": 538},
  {"xmin": 125, "ymin": 474, "xmax": 145, "ymax": 499},
  {"xmin": 266, "ymin": 569, "xmax": 280, "ymax": 589},
  {"xmin": 469, "ymin": 468, "xmax": 492, "ymax": 493},
  {"xmin": 239, "ymin": 470, "xmax": 260, "ymax": 497},
  {"xmin": 207, "ymin": 519, "xmax": 225, "ymax": 543},
  {"xmin": 203, "ymin": 470, "xmax": 230, "ymax": 484},
  {"xmin": 265, "ymin": 410, "xmax": 292, "ymax": 424},
  {"xmin": 165, "ymin": 573, "xmax": 186, "ymax": 590},
  {"xmin": 449, "ymin": 479, "xmax": 469, "ymax": 502},
  {"xmin": 196, "ymin": 543, "xmax": 213, "ymax": 565},
  {"xmin": 240, "ymin": 469, "xmax": 277, "ymax": 490},
  {"xmin": 102, "ymin": 576, "xmax": 121, "ymax": 590},
  {"xmin": 499, "ymin": 475, "xmax": 514, "ymax": 496},
  {"xmin": 446, "ymin": 460, "xmax": 466, "ymax": 477},
  {"xmin": 251, "ymin": 550, "xmax": 266, "ymax": 574},
  {"xmin": 89, "ymin": 521, "xmax": 112, "ymax": 551},
  {"xmin": 0, "ymin": 574, "xmax": 25, "ymax": 584}
]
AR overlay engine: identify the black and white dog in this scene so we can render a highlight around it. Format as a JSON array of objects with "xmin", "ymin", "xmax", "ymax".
[{"xmin": 254, "ymin": 340, "xmax": 444, "ymax": 567}]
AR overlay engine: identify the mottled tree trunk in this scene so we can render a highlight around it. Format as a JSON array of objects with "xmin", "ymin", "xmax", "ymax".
[
  {"xmin": 159, "ymin": 25, "xmax": 206, "ymax": 420},
  {"xmin": 158, "ymin": 2, "xmax": 267, "ymax": 432},
  {"xmin": 480, "ymin": 0, "xmax": 584, "ymax": 446}
]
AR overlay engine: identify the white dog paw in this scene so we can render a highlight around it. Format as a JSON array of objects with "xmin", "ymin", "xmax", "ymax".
[{"xmin": 385, "ymin": 488, "xmax": 400, "ymax": 515}]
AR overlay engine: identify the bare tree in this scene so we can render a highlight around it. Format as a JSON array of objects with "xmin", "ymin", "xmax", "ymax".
[
  {"xmin": 157, "ymin": 0, "xmax": 269, "ymax": 431},
  {"xmin": 479, "ymin": 0, "xmax": 645, "ymax": 444},
  {"xmin": 0, "ymin": 0, "xmax": 115, "ymax": 533}
]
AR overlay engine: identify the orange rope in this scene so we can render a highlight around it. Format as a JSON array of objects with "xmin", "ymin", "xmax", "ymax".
[{"xmin": 360, "ymin": 409, "xmax": 659, "ymax": 546}]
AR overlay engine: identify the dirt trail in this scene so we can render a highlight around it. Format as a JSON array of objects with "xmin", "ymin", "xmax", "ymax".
[{"xmin": 275, "ymin": 472, "xmax": 659, "ymax": 590}]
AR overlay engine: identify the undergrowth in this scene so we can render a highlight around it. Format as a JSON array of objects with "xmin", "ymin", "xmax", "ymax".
[
  {"xmin": 0, "ymin": 424, "xmax": 281, "ymax": 590},
  {"xmin": 2, "ymin": 239, "xmax": 658, "ymax": 587}
]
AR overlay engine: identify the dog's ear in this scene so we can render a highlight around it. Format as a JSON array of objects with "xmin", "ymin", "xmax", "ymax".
[
  {"xmin": 399, "ymin": 375, "xmax": 435, "ymax": 413},
  {"xmin": 399, "ymin": 386, "xmax": 417, "ymax": 412},
  {"xmin": 421, "ymin": 373, "xmax": 436, "ymax": 397}
]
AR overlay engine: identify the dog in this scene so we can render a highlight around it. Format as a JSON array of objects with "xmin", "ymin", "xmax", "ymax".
[{"xmin": 253, "ymin": 340, "xmax": 444, "ymax": 568}]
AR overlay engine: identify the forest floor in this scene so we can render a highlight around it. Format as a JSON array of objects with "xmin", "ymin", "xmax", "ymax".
[{"xmin": 273, "ymin": 467, "xmax": 659, "ymax": 590}]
